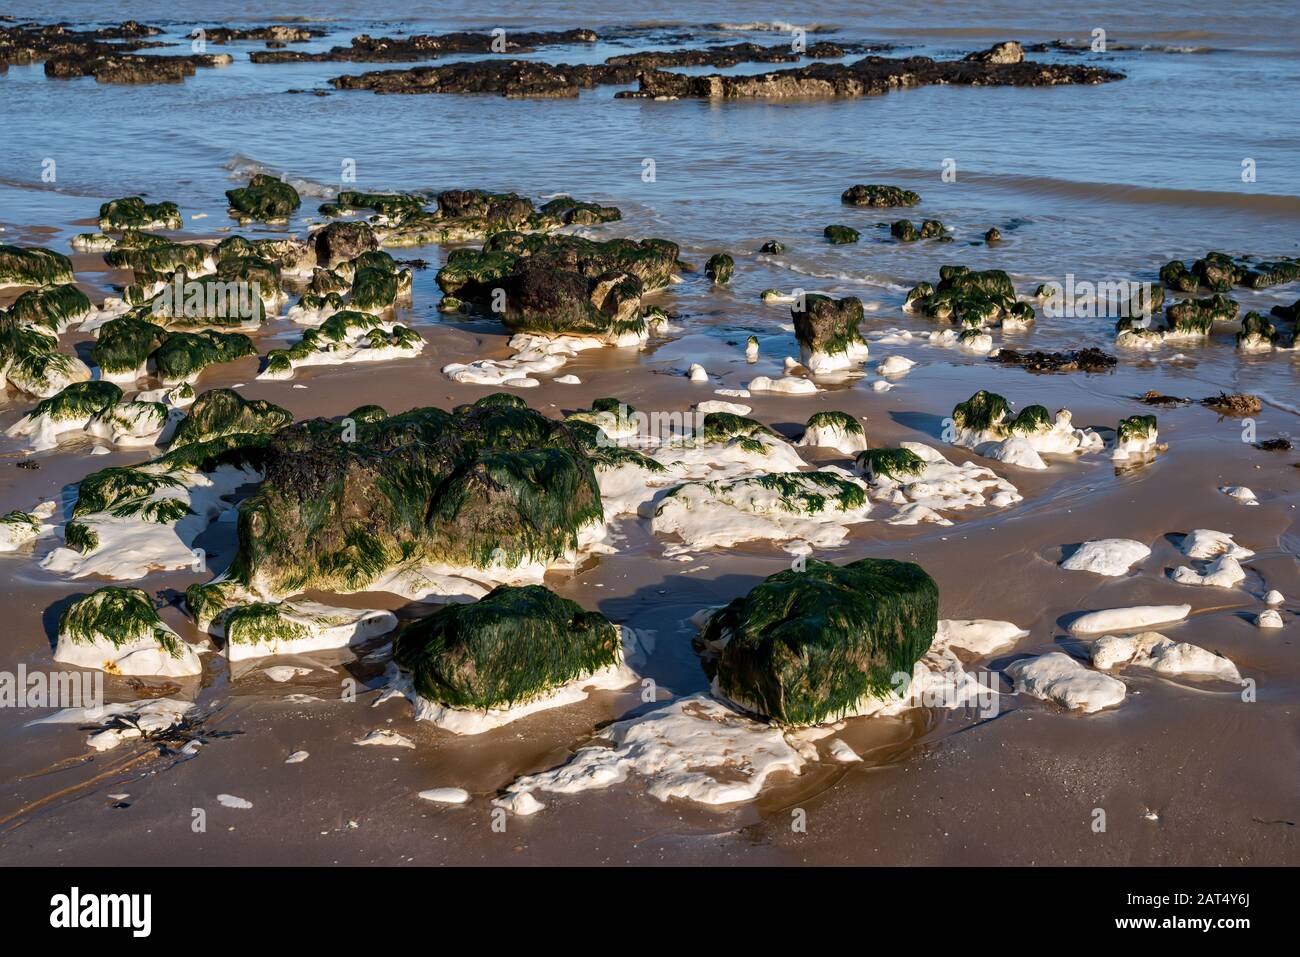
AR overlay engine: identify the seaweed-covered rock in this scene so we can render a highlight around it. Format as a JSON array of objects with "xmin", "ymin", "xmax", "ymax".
[
  {"xmin": 824, "ymin": 224, "xmax": 860, "ymax": 244},
  {"xmin": 759, "ymin": 240, "xmax": 785, "ymax": 254},
  {"xmin": 225, "ymin": 174, "xmax": 301, "ymax": 223},
  {"xmin": 891, "ymin": 219, "xmax": 918, "ymax": 242},
  {"xmin": 218, "ymin": 393, "xmax": 603, "ymax": 598},
  {"xmin": 905, "ymin": 265, "xmax": 1019, "ymax": 327},
  {"xmin": 6, "ymin": 381, "xmax": 123, "ymax": 450},
  {"xmin": 99, "ymin": 196, "xmax": 182, "ymax": 231},
  {"xmin": 705, "ymin": 253, "xmax": 734, "ymax": 284},
  {"xmin": 55, "ymin": 586, "xmax": 201, "ymax": 676},
  {"xmin": 620, "ymin": 50, "xmax": 1121, "ymax": 100},
  {"xmin": 993, "ymin": 347, "xmax": 1116, "ymax": 374},
  {"xmin": 168, "ymin": 388, "xmax": 292, "ymax": 449},
  {"xmin": 313, "ymin": 220, "xmax": 379, "ymax": 268},
  {"xmin": 841, "ymin": 184, "xmax": 920, "ymax": 208},
  {"xmin": 7, "ymin": 284, "xmax": 92, "ymax": 332},
  {"xmin": 1236, "ymin": 312, "xmax": 1280, "ymax": 351},
  {"xmin": 393, "ymin": 584, "xmax": 621, "ymax": 711},
  {"xmin": 1201, "ymin": 392, "xmax": 1260, "ymax": 416},
  {"xmin": 702, "ymin": 558, "xmax": 938, "ymax": 725},
  {"xmin": 0, "ymin": 244, "xmax": 74, "ymax": 287},
  {"xmin": 796, "ymin": 410, "xmax": 869, "ymax": 455},
  {"xmin": 1161, "ymin": 251, "xmax": 1300, "ymax": 293},
  {"xmin": 151, "ymin": 330, "xmax": 256, "ymax": 384},
  {"xmin": 0, "ymin": 324, "xmax": 91, "ymax": 397},
  {"xmin": 212, "ymin": 600, "xmax": 396, "ymax": 660},
  {"xmin": 1112, "ymin": 414, "xmax": 1159, "ymax": 463},
  {"xmin": 854, "ymin": 447, "xmax": 927, "ymax": 482},
  {"xmin": 792, "ymin": 294, "xmax": 868, "ymax": 372},
  {"xmin": 950, "ymin": 389, "xmax": 1103, "ymax": 468},
  {"xmin": 91, "ymin": 313, "xmax": 169, "ymax": 381},
  {"xmin": 984, "ymin": 227, "xmax": 1002, "ymax": 243},
  {"xmin": 1164, "ymin": 294, "xmax": 1237, "ymax": 335}
]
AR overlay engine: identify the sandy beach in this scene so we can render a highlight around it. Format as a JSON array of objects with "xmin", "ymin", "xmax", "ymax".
[{"xmin": 0, "ymin": 5, "xmax": 1297, "ymax": 871}]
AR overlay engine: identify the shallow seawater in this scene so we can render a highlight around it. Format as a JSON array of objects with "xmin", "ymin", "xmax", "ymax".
[{"xmin": 0, "ymin": 3, "xmax": 1297, "ymax": 865}]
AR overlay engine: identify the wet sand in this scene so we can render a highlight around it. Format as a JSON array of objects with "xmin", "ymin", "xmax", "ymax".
[{"xmin": 1, "ymin": 243, "xmax": 1297, "ymax": 864}]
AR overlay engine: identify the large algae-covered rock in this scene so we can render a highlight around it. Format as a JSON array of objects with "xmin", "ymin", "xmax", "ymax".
[
  {"xmin": 151, "ymin": 330, "xmax": 256, "ymax": 384},
  {"xmin": 0, "ymin": 244, "xmax": 75, "ymax": 287},
  {"xmin": 0, "ymin": 324, "xmax": 91, "ymax": 397},
  {"xmin": 841, "ymin": 184, "xmax": 920, "ymax": 207},
  {"xmin": 8, "ymin": 284, "xmax": 92, "ymax": 333},
  {"xmin": 792, "ymin": 294, "xmax": 868, "ymax": 372},
  {"xmin": 702, "ymin": 558, "xmax": 938, "ymax": 726},
  {"xmin": 394, "ymin": 584, "xmax": 621, "ymax": 711},
  {"xmin": 219, "ymin": 393, "xmax": 603, "ymax": 598},
  {"xmin": 99, "ymin": 196, "xmax": 182, "ymax": 231},
  {"xmin": 91, "ymin": 313, "xmax": 169, "ymax": 381},
  {"xmin": 905, "ymin": 265, "xmax": 1019, "ymax": 327},
  {"xmin": 168, "ymin": 388, "xmax": 292, "ymax": 449},
  {"xmin": 56, "ymin": 586, "xmax": 202, "ymax": 676},
  {"xmin": 225, "ymin": 173, "xmax": 301, "ymax": 223}
]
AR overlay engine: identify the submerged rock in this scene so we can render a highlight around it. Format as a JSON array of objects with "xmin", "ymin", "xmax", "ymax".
[
  {"xmin": 56, "ymin": 586, "xmax": 202, "ymax": 676},
  {"xmin": 993, "ymin": 347, "xmax": 1115, "ymax": 374},
  {"xmin": 1201, "ymin": 392, "xmax": 1261, "ymax": 416},
  {"xmin": 394, "ymin": 584, "xmax": 621, "ymax": 711},
  {"xmin": 705, "ymin": 253, "xmax": 734, "ymax": 284},
  {"xmin": 905, "ymin": 265, "xmax": 1026, "ymax": 330},
  {"xmin": 823, "ymin": 224, "xmax": 860, "ymax": 244},
  {"xmin": 841, "ymin": 184, "xmax": 920, "ymax": 207},
  {"xmin": 702, "ymin": 558, "xmax": 939, "ymax": 726},
  {"xmin": 618, "ymin": 50, "xmax": 1121, "ymax": 100}
]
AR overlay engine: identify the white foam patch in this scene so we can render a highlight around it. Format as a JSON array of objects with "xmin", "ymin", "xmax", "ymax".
[
  {"xmin": 858, "ymin": 442, "xmax": 1022, "ymax": 524},
  {"xmin": 442, "ymin": 333, "xmax": 624, "ymax": 388},
  {"xmin": 1005, "ymin": 652, "xmax": 1126, "ymax": 713},
  {"xmin": 1068, "ymin": 604, "xmax": 1192, "ymax": 635},
  {"xmin": 1091, "ymin": 631, "xmax": 1240, "ymax": 682},
  {"xmin": 1060, "ymin": 539, "xmax": 1151, "ymax": 576},
  {"xmin": 1181, "ymin": 529, "xmax": 1254, "ymax": 560},
  {"xmin": 29, "ymin": 698, "xmax": 194, "ymax": 751},
  {"xmin": 1170, "ymin": 555, "xmax": 1247, "ymax": 588},
  {"xmin": 649, "ymin": 472, "xmax": 872, "ymax": 556}
]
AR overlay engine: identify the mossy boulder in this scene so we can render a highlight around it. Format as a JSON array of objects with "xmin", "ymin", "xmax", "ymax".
[
  {"xmin": 0, "ymin": 244, "xmax": 74, "ymax": 287},
  {"xmin": 1237, "ymin": 311, "xmax": 1279, "ymax": 349},
  {"xmin": 7, "ymin": 284, "xmax": 92, "ymax": 332},
  {"xmin": 705, "ymin": 253, "xmax": 734, "ymax": 284},
  {"xmin": 907, "ymin": 265, "xmax": 1017, "ymax": 326},
  {"xmin": 313, "ymin": 220, "xmax": 379, "ymax": 268},
  {"xmin": 1165, "ymin": 294, "xmax": 1237, "ymax": 335},
  {"xmin": 703, "ymin": 558, "xmax": 939, "ymax": 725},
  {"xmin": 55, "ymin": 585, "xmax": 199, "ymax": 677},
  {"xmin": 841, "ymin": 184, "xmax": 920, "ymax": 208},
  {"xmin": 0, "ymin": 324, "xmax": 90, "ymax": 397},
  {"xmin": 99, "ymin": 196, "xmax": 182, "ymax": 231},
  {"xmin": 855, "ymin": 447, "xmax": 926, "ymax": 481},
  {"xmin": 759, "ymin": 240, "xmax": 785, "ymax": 254},
  {"xmin": 168, "ymin": 388, "xmax": 292, "ymax": 449},
  {"xmin": 151, "ymin": 331, "xmax": 256, "ymax": 384},
  {"xmin": 220, "ymin": 394, "xmax": 603, "ymax": 596},
  {"xmin": 393, "ymin": 584, "xmax": 621, "ymax": 710},
  {"xmin": 792, "ymin": 294, "xmax": 865, "ymax": 357},
  {"xmin": 225, "ymin": 173, "xmax": 301, "ymax": 222},
  {"xmin": 537, "ymin": 196, "xmax": 622, "ymax": 226},
  {"xmin": 91, "ymin": 314, "xmax": 169, "ymax": 378},
  {"xmin": 27, "ymin": 380, "xmax": 123, "ymax": 423},
  {"xmin": 824, "ymin": 224, "xmax": 860, "ymax": 244}
]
